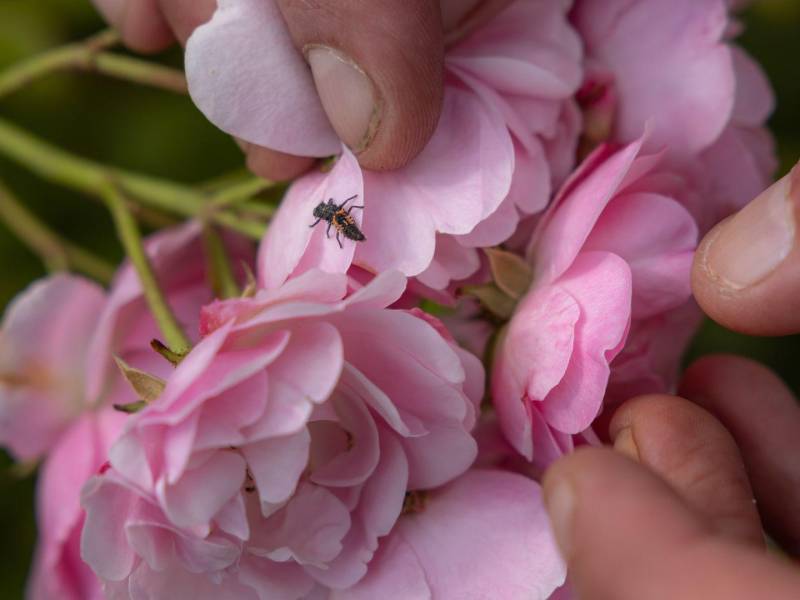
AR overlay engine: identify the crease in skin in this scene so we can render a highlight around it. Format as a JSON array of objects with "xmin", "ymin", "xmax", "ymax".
[{"xmin": 696, "ymin": 220, "xmax": 738, "ymax": 299}]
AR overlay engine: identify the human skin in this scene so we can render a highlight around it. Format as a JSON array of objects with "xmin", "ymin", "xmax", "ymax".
[
  {"xmin": 543, "ymin": 162, "xmax": 800, "ymax": 599},
  {"xmin": 92, "ymin": 0, "xmax": 511, "ymax": 178}
]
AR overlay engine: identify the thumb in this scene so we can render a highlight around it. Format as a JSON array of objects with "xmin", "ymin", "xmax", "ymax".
[
  {"xmin": 692, "ymin": 161, "xmax": 800, "ymax": 335},
  {"xmin": 543, "ymin": 448, "xmax": 800, "ymax": 600},
  {"xmin": 275, "ymin": 0, "xmax": 444, "ymax": 171}
]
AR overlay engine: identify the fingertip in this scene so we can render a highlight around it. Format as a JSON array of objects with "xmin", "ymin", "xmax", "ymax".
[
  {"xmin": 243, "ymin": 144, "xmax": 315, "ymax": 182},
  {"xmin": 93, "ymin": 0, "xmax": 175, "ymax": 53},
  {"xmin": 681, "ymin": 355, "xmax": 800, "ymax": 554},
  {"xmin": 543, "ymin": 447, "xmax": 709, "ymax": 599},
  {"xmin": 277, "ymin": 0, "xmax": 445, "ymax": 171},
  {"xmin": 692, "ymin": 164, "xmax": 800, "ymax": 336},
  {"xmin": 609, "ymin": 394, "xmax": 763, "ymax": 546}
]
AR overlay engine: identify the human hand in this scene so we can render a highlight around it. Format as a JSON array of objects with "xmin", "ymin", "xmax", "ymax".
[
  {"xmin": 91, "ymin": 0, "xmax": 510, "ymax": 178},
  {"xmin": 543, "ymin": 162, "xmax": 800, "ymax": 599}
]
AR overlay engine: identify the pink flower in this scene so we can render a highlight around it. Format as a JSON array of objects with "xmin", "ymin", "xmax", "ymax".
[
  {"xmin": 0, "ymin": 224, "xmax": 254, "ymax": 600},
  {"xmin": 572, "ymin": 0, "xmax": 736, "ymax": 159},
  {"xmin": 80, "ymin": 270, "xmax": 565, "ymax": 598},
  {"xmin": 572, "ymin": 0, "xmax": 776, "ymax": 231},
  {"xmin": 492, "ymin": 137, "xmax": 698, "ymax": 467},
  {"xmin": 341, "ymin": 469, "xmax": 565, "ymax": 599},
  {"xmin": 0, "ymin": 275, "xmax": 105, "ymax": 461},
  {"xmin": 28, "ymin": 410, "xmax": 125, "ymax": 600},
  {"xmin": 186, "ymin": 0, "xmax": 583, "ymax": 290},
  {"xmin": 605, "ymin": 301, "xmax": 704, "ymax": 408},
  {"xmin": 688, "ymin": 46, "xmax": 778, "ymax": 231}
]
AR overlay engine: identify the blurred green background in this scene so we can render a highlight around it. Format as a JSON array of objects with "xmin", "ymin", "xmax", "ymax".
[{"xmin": 0, "ymin": 0, "xmax": 798, "ymax": 597}]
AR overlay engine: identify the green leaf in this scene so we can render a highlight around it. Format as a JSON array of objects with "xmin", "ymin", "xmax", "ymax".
[
  {"xmin": 114, "ymin": 355, "xmax": 166, "ymax": 404},
  {"xmin": 113, "ymin": 400, "xmax": 148, "ymax": 414},
  {"xmin": 462, "ymin": 283, "xmax": 516, "ymax": 321},
  {"xmin": 484, "ymin": 248, "xmax": 533, "ymax": 300}
]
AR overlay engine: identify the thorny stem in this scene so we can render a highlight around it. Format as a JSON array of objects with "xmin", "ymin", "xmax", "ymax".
[
  {"xmin": 0, "ymin": 180, "xmax": 115, "ymax": 283},
  {"xmin": 0, "ymin": 117, "xmax": 267, "ymax": 239},
  {"xmin": 103, "ymin": 184, "xmax": 192, "ymax": 353},
  {"xmin": 0, "ymin": 29, "xmax": 186, "ymax": 98}
]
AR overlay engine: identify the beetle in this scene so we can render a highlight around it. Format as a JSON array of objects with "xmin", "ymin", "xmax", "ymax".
[{"xmin": 310, "ymin": 194, "xmax": 366, "ymax": 248}]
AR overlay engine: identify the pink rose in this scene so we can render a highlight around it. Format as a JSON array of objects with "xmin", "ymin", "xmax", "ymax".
[
  {"xmin": 0, "ymin": 224, "xmax": 254, "ymax": 600},
  {"xmin": 493, "ymin": 137, "xmax": 698, "ymax": 468},
  {"xmin": 572, "ymin": 0, "xmax": 776, "ymax": 231},
  {"xmin": 0, "ymin": 275, "xmax": 106, "ymax": 461},
  {"xmin": 186, "ymin": 0, "xmax": 583, "ymax": 290},
  {"xmin": 81, "ymin": 269, "xmax": 565, "ymax": 598}
]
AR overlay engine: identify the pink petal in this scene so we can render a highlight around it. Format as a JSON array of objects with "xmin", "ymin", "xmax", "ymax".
[
  {"xmin": 126, "ymin": 560, "xmax": 259, "ymax": 600},
  {"xmin": 252, "ymin": 484, "xmax": 351, "ymax": 568},
  {"xmin": 243, "ymin": 430, "xmax": 310, "ymax": 508},
  {"xmin": 345, "ymin": 470, "xmax": 565, "ymax": 600},
  {"xmin": 540, "ymin": 252, "xmax": 632, "ymax": 433},
  {"xmin": 342, "ymin": 270, "xmax": 407, "ymax": 311},
  {"xmin": 573, "ymin": 0, "xmax": 735, "ymax": 157},
  {"xmin": 157, "ymin": 451, "xmax": 246, "ymax": 532},
  {"xmin": 80, "ymin": 476, "xmax": 139, "ymax": 582},
  {"xmin": 584, "ymin": 191, "xmax": 697, "ymax": 319},
  {"xmin": 401, "ymin": 424, "xmax": 477, "ymax": 489},
  {"xmin": 185, "ymin": 0, "xmax": 339, "ymax": 157},
  {"xmin": 330, "ymin": 533, "xmax": 430, "ymax": 600},
  {"xmin": 0, "ymin": 275, "xmax": 105, "ymax": 459},
  {"xmin": 355, "ymin": 87, "xmax": 514, "ymax": 277},
  {"xmin": 238, "ymin": 556, "xmax": 314, "ymax": 600},
  {"xmin": 311, "ymin": 396, "xmax": 379, "ymax": 487},
  {"xmin": 357, "ymin": 433, "xmax": 408, "ymax": 541},
  {"xmin": 495, "ymin": 285, "xmax": 579, "ymax": 406},
  {"xmin": 258, "ymin": 149, "xmax": 363, "ymax": 290},
  {"xmin": 447, "ymin": 0, "xmax": 582, "ymax": 101},
  {"xmin": 532, "ymin": 139, "xmax": 643, "ymax": 283}
]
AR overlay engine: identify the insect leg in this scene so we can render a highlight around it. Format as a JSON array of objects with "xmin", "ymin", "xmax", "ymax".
[
  {"xmin": 336, "ymin": 231, "xmax": 343, "ymax": 249},
  {"xmin": 309, "ymin": 218, "xmax": 322, "ymax": 228},
  {"xmin": 326, "ymin": 222, "xmax": 332, "ymax": 238},
  {"xmin": 346, "ymin": 205, "xmax": 365, "ymax": 215},
  {"xmin": 337, "ymin": 195, "xmax": 359, "ymax": 210}
]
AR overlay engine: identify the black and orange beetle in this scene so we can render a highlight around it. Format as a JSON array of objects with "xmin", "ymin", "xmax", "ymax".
[{"xmin": 310, "ymin": 194, "xmax": 366, "ymax": 248}]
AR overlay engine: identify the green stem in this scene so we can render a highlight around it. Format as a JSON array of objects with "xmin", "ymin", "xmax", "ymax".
[
  {"xmin": 202, "ymin": 224, "xmax": 240, "ymax": 299},
  {"xmin": 207, "ymin": 177, "xmax": 275, "ymax": 211},
  {"xmin": 0, "ymin": 29, "xmax": 187, "ymax": 98},
  {"xmin": 0, "ymin": 117, "xmax": 266, "ymax": 239},
  {"xmin": 103, "ymin": 184, "xmax": 191, "ymax": 353},
  {"xmin": 0, "ymin": 180, "xmax": 115, "ymax": 283},
  {"xmin": 90, "ymin": 52, "xmax": 187, "ymax": 94}
]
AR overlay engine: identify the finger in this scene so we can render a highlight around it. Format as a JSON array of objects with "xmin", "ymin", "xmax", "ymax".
[
  {"xmin": 156, "ymin": 0, "xmax": 217, "ymax": 44},
  {"xmin": 241, "ymin": 143, "xmax": 315, "ymax": 182},
  {"xmin": 275, "ymin": 0, "xmax": 445, "ymax": 171},
  {"xmin": 609, "ymin": 395, "xmax": 763, "ymax": 547},
  {"xmin": 92, "ymin": 0, "xmax": 175, "ymax": 53},
  {"xmin": 692, "ymin": 163, "xmax": 800, "ymax": 335},
  {"xmin": 681, "ymin": 355, "xmax": 800, "ymax": 555},
  {"xmin": 543, "ymin": 448, "xmax": 800, "ymax": 600}
]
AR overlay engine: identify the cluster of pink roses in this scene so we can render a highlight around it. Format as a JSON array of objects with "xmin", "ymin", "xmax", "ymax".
[{"xmin": 0, "ymin": 0, "xmax": 776, "ymax": 598}]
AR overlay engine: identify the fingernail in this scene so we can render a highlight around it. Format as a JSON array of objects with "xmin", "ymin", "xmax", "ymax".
[
  {"xmin": 613, "ymin": 427, "xmax": 641, "ymax": 462},
  {"xmin": 92, "ymin": 0, "xmax": 125, "ymax": 24},
  {"xmin": 543, "ymin": 477, "xmax": 576, "ymax": 560},
  {"xmin": 704, "ymin": 167, "xmax": 798, "ymax": 290},
  {"xmin": 306, "ymin": 45, "xmax": 380, "ymax": 154}
]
